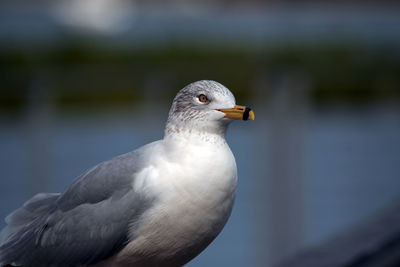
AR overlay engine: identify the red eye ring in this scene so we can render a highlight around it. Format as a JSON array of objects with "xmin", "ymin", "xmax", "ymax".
[{"xmin": 198, "ymin": 94, "xmax": 208, "ymax": 103}]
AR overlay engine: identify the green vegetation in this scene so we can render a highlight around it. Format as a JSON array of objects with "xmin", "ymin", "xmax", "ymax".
[{"xmin": 1, "ymin": 40, "xmax": 399, "ymax": 113}]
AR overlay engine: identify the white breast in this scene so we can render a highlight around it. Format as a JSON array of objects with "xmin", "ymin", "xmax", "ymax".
[{"xmin": 105, "ymin": 134, "xmax": 237, "ymax": 267}]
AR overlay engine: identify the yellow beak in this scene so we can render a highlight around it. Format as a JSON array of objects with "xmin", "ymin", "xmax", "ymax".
[{"xmin": 217, "ymin": 105, "xmax": 255, "ymax": 121}]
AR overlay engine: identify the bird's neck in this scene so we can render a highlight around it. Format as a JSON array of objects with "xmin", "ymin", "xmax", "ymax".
[{"xmin": 164, "ymin": 120, "xmax": 229, "ymax": 142}]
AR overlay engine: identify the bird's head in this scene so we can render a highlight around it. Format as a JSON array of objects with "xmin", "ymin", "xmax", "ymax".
[{"xmin": 165, "ymin": 80, "xmax": 254, "ymax": 137}]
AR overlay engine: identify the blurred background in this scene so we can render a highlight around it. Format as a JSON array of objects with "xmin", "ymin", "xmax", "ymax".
[{"xmin": 1, "ymin": 0, "xmax": 400, "ymax": 266}]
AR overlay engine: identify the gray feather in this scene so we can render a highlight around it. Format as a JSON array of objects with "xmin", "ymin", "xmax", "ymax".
[
  {"xmin": 0, "ymin": 193, "xmax": 60, "ymax": 245},
  {"xmin": 0, "ymin": 146, "xmax": 157, "ymax": 267}
]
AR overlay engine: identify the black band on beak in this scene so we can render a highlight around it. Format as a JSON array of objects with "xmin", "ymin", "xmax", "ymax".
[{"xmin": 243, "ymin": 107, "xmax": 252, "ymax": 120}]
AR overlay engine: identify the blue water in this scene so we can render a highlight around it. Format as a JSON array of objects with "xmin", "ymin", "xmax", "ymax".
[{"xmin": 1, "ymin": 104, "xmax": 400, "ymax": 266}]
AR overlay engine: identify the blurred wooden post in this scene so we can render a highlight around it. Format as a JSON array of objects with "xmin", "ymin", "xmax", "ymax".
[
  {"xmin": 24, "ymin": 75, "xmax": 53, "ymax": 197},
  {"xmin": 253, "ymin": 70, "xmax": 310, "ymax": 266}
]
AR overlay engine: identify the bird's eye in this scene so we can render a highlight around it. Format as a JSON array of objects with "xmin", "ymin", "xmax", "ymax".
[{"xmin": 198, "ymin": 94, "xmax": 209, "ymax": 103}]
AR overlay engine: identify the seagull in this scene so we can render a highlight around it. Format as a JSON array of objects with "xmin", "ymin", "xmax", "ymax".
[{"xmin": 0, "ymin": 80, "xmax": 254, "ymax": 267}]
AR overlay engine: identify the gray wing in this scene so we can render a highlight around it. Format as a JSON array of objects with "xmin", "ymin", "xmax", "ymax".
[{"xmin": 0, "ymin": 148, "xmax": 156, "ymax": 267}]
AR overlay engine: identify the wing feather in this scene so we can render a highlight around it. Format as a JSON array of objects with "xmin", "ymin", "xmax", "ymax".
[{"xmin": 0, "ymin": 147, "xmax": 157, "ymax": 267}]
